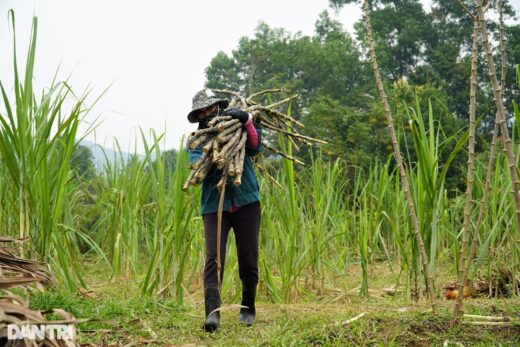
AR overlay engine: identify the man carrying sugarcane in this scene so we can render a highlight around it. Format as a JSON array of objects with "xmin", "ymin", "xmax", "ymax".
[{"xmin": 186, "ymin": 88, "xmax": 263, "ymax": 332}]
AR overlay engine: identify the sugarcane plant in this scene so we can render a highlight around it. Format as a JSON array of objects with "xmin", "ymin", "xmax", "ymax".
[
  {"xmin": 0, "ymin": 10, "xmax": 101, "ymax": 290},
  {"xmin": 453, "ymin": 0, "xmax": 520, "ymax": 321},
  {"xmin": 363, "ymin": 0, "xmax": 438, "ymax": 314},
  {"xmin": 182, "ymin": 89, "xmax": 326, "ymax": 192}
]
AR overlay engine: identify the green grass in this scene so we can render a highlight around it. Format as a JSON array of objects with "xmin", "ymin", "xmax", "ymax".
[{"xmin": 21, "ymin": 260, "xmax": 520, "ymax": 346}]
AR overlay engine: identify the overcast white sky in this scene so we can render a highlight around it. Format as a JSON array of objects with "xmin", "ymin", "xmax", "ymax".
[
  {"xmin": 0, "ymin": 0, "xmax": 517, "ymax": 153},
  {"xmin": 0, "ymin": 0, "xmax": 362, "ymax": 153}
]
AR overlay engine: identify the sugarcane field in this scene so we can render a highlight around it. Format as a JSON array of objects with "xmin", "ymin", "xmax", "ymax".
[{"xmin": 1, "ymin": 0, "xmax": 520, "ymax": 346}]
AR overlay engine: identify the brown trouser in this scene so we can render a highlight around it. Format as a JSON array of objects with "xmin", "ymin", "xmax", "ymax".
[{"xmin": 203, "ymin": 201, "xmax": 261, "ymax": 289}]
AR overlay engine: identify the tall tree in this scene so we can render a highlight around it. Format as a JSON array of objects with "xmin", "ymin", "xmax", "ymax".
[
  {"xmin": 205, "ymin": 13, "xmax": 380, "ymax": 163},
  {"xmin": 331, "ymin": 0, "xmax": 518, "ymax": 128}
]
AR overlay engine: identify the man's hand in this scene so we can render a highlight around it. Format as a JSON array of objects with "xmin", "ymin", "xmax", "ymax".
[{"xmin": 224, "ymin": 108, "xmax": 251, "ymax": 124}]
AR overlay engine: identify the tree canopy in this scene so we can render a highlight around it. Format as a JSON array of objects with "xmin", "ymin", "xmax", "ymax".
[{"xmin": 204, "ymin": 1, "xmax": 519, "ymax": 191}]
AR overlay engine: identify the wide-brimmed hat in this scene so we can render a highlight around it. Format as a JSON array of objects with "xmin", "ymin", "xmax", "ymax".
[{"xmin": 187, "ymin": 88, "xmax": 229, "ymax": 123}]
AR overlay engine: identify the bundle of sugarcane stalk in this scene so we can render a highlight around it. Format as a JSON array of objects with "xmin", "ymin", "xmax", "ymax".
[
  {"xmin": 182, "ymin": 89, "xmax": 326, "ymax": 192},
  {"xmin": 0, "ymin": 293, "xmax": 87, "ymax": 346},
  {"xmin": 0, "ymin": 238, "xmax": 52, "ymax": 290},
  {"xmin": 183, "ymin": 115, "xmax": 248, "ymax": 191},
  {"xmin": 0, "ymin": 238, "xmax": 85, "ymax": 346}
]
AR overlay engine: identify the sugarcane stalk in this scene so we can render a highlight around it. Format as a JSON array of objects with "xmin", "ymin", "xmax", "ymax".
[
  {"xmin": 189, "ymin": 134, "xmax": 209, "ymax": 149},
  {"xmin": 217, "ymin": 119, "xmax": 240, "ymax": 132},
  {"xmin": 189, "ymin": 175, "xmax": 200, "ymax": 186},
  {"xmin": 233, "ymin": 175, "xmax": 242, "ymax": 187},
  {"xmin": 217, "ymin": 157, "xmax": 231, "ymax": 170},
  {"xmin": 233, "ymin": 154, "xmax": 242, "ymax": 176},
  {"xmin": 202, "ymin": 139, "xmax": 214, "ymax": 154},
  {"xmin": 222, "ymin": 133, "xmax": 246, "ymax": 170},
  {"xmin": 216, "ymin": 175, "xmax": 227, "ymax": 191},
  {"xmin": 191, "ymin": 126, "xmax": 217, "ymax": 137},
  {"xmin": 457, "ymin": 0, "xmax": 514, "ymax": 313},
  {"xmin": 363, "ymin": 0, "xmax": 437, "ymax": 314},
  {"xmin": 250, "ymin": 105, "xmax": 305, "ymax": 128},
  {"xmin": 262, "ymin": 120, "xmax": 326, "ymax": 144},
  {"xmin": 190, "ymin": 151, "xmax": 210, "ymax": 170},
  {"xmin": 212, "ymin": 138, "xmax": 219, "ymax": 163},
  {"xmin": 229, "ymin": 131, "xmax": 248, "ymax": 157},
  {"xmin": 233, "ymin": 144, "xmax": 247, "ymax": 186},
  {"xmin": 182, "ymin": 170, "xmax": 197, "ymax": 192},
  {"xmin": 463, "ymin": 321, "xmax": 518, "ymax": 327},
  {"xmin": 464, "ymin": 314, "xmax": 512, "ymax": 321},
  {"xmin": 237, "ymin": 141, "xmax": 246, "ymax": 167},
  {"xmin": 454, "ymin": 16, "xmax": 480, "ymax": 321},
  {"xmin": 262, "ymin": 141, "xmax": 305, "ymax": 165},
  {"xmin": 219, "ymin": 131, "xmax": 247, "ymax": 169},
  {"xmin": 216, "ymin": 132, "xmax": 235, "ymax": 144},
  {"xmin": 184, "ymin": 88, "xmax": 322, "ymax": 193},
  {"xmin": 187, "ymin": 134, "xmax": 197, "ymax": 147},
  {"xmin": 208, "ymin": 115, "xmax": 232, "ymax": 126},
  {"xmin": 217, "ymin": 129, "xmax": 243, "ymax": 163},
  {"xmin": 216, "ymin": 159, "xmax": 226, "ymax": 170},
  {"xmin": 195, "ymin": 160, "xmax": 212, "ymax": 181},
  {"xmin": 187, "ymin": 154, "xmax": 212, "ymax": 186},
  {"xmin": 289, "ymin": 136, "xmax": 301, "ymax": 152},
  {"xmin": 221, "ymin": 148, "xmax": 238, "ymax": 171},
  {"xmin": 217, "ymin": 122, "xmax": 242, "ymax": 139},
  {"xmin": 499, "ymin": 0, "xmax": 507, "ymax": 90},
  {"xmin": 262, "ymin": 115, "xmax": 297, "ymax": 132},
  {"xmin": 247, "ymin": 88, "xmax": 289, "ymax": 101},
  {"xmin": 228, "ymin": 155, "xmax": 237, "ymax": 177},
  {"xmin": 477, "ymin": 1, "xmax": 520, "ymax": 233},
  {"xmin": 216, "ymin": 174, "xmax": 227, "ymax": 288},
  {"xmin": 212, "ymin": 89, "xmax": 248, "ymax": 108},
  {"xmin": 256, "ymin": 156, "xmax": 283, "ymax": 188},
  {"xmin": 266, "ymin": 94, "xmax": 299, "ymax": 109}
]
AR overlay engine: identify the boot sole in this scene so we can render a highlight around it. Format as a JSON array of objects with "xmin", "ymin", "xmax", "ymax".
[
  {"xmin": 238, "ymin": 313, "xmax": 255, "ymax": 326},
  {"xmin": 203, "ymin": 323, "xmax": 219, "ymax": 332}
]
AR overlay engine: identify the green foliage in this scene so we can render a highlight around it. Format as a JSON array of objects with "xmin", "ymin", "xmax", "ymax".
[
  {"xmin": 71, "ymin": 145, "xmax": 95, "ymax": 179},
  {"xmin": 366, "ymin": 0, "xmax": 433, "ymax": 82},
  {"xmin": 204, "ymin": 2, "xmax": 519, "ymax": 187},
  {"xmin": 205, "ymin": 51, "xmax": 242, "ymax": 92},
  {"xmin": 391, "ymin": 81, "xmax": 471, "ymax": 193},
  {"xmin": 303, "ymin": 95, "xmax": 390, "ymax": 166},
  {"xmin": 140, "ymin": 136, "xmax": 198, "ymax": 302},
  {"xmin": 0, "ymin": 11, "xmax": 94, "ymax": 289},
  {"xmin": 205, "ymin": 13, "xmax": 379, "ymax": 166},
  {"xmin": 503, "ymin": 25, "xmax": 520, "ymax": 115},
  {"xmin": 405, "ymin": 96, "xmax": 468, "ymax": 278},
  {"xmin": 515, "ymin": 65, "xmax": 520, "ymax": 139},
  {"xmin": 329, "ymin": 0, "xmax": 357, "ymax": 10},
  {"xmin": 23, "ymin": 277, "xmax": 520, "ymax": 346},
  {"xmin": 207, "ymin": 13, "xmax": 373, "ymax": 106},
  {"xmin": 333, "ymin": 0, "xmax": 518, "ymax": 131}
]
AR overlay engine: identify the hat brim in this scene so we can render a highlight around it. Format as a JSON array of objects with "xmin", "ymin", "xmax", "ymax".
[{"xmin": 187, "ymin": 99, "xmax": 229, "ymax": 123}]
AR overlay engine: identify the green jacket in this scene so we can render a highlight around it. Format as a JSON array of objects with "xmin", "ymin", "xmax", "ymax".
[{"xmin": 188, "ymin": 128, "xmax": 263, "ymax": 215}]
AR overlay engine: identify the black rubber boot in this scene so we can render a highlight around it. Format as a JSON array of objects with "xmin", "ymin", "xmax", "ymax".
[
  {"xmin": 238, "ymin": 285, "xmax": 256, "ymax": 326},
  {"xmin": 202, "ymin": 287, "xmax": 221, "ymax": 332}
]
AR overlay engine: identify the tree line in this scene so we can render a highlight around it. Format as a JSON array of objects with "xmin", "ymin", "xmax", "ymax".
[{"xmin": 204, "ymin": 0, "xmax": 519, "ymax": 193}]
